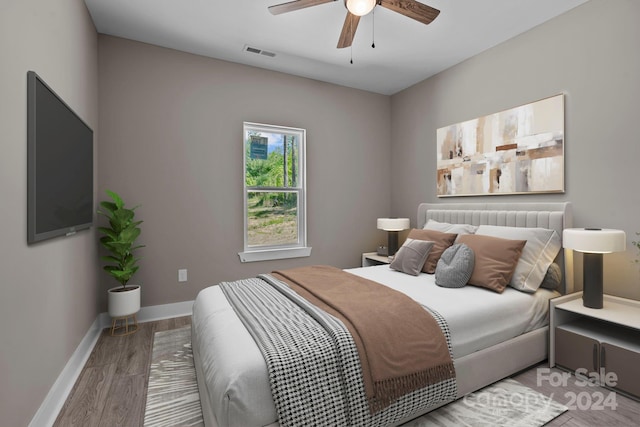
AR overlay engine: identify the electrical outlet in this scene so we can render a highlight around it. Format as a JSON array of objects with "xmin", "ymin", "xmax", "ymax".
[{"xmin": 178, "ymin": 269, "xmax": 188, "ymax": 283}]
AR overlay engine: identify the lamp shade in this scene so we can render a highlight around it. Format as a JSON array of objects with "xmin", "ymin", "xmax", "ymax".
[
  {"xmin": 563, "ymin": 228, "xmax": 626, "ymax": 254},
  {"xmin": 346, "ymin": 0, "xmax": 376, "ymax": 16},
  {"xmin": 377, "ymin": 218, "xmax": 410, "ymax": 231}
]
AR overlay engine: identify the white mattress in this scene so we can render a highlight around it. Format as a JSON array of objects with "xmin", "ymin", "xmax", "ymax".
[{"xmin": 192, "ymin": 266, "xmax": 559, "ymax": 427}]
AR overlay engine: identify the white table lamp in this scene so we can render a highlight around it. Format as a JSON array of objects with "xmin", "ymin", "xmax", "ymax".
[
  {"xmin": 563, "ymin": 228, "xmax": 626, "ymax": 309},
  {"xmin": 377, "ymin": 218, "xmax": 410, "ymax": 257}
]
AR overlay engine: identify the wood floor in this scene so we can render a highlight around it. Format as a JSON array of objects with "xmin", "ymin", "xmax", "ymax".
[
  {"xmin": 54, "ymin": 317, "xmax": 640, "ymax": 426},
  {"xmin": 53, "ymin": 316, "xmax": 191, "ymax": 427}
]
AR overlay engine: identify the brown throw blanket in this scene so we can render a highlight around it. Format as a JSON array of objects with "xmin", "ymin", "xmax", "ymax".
[{"xmin": 273, "ymin": 265, "xmax": 455, "ymax": 413}]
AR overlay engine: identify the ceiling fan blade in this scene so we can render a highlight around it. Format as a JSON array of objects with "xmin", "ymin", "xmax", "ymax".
[
  {"xmin": 379, "ymin": 0, "xmax": 440, "ymax": 25},
  {"xmin": 337, "ymin": 12, "xmax": 361, "ymax": 48},
  {"xmin": 268, "ymin": 0, "xmax": 335, "ymax": 15}
]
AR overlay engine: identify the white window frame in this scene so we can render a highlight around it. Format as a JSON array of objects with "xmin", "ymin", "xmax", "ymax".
[{"xmin": 238, "ymin": 122, "xmax": 311, "ymax": 262}]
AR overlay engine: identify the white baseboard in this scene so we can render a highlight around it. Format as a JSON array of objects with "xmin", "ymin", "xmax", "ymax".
[
  {"xmin": 28, "ymin": 316, "xmax": 103, "ymax": 427},
  {"xmin": 97, "ymin": 299, "xmax": 195, "ymax": 328},
  {"xmin": 30, "ymin": 300, "xmax": 194, "ymax": 427}
]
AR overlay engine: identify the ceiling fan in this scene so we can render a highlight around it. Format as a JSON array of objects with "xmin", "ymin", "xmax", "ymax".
[{"xmin": 268, "ymin": 0, "xmax": 440, "ymax": 49}]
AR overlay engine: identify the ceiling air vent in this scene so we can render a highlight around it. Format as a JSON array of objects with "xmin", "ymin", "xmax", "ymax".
[{"xmin": 243, "ymin": 45, "xmax": 277, "ymax": 58}]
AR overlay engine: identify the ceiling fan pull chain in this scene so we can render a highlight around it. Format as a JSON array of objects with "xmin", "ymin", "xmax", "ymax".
[
  {"xmin": 350, "ymin": 16, "xmax": 354, "ymax": 64},
  {"xmin": 372, "ymin": 8, "xmax": 375, "ymax": 48}
]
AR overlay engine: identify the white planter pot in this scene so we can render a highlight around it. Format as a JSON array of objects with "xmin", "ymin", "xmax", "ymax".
[{"xmin": 108, "ymin": 285, "xmax": 141, "ymax": 318}]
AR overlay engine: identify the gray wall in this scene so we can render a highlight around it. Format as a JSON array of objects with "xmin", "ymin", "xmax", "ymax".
[
  {"xmin": 98, "ymin": 36, "xmax": 392, "ymax": 308},
  {"xmin": 4, "ymin": 1, "xmax": 640, "ymax": 424},
  {"xmin": 0, "ymin": 1, "xmax": 98, "ymax": 426},
  {"xmin": 390, "ymin": 0, "xmax": 640, "ymax": 300}
]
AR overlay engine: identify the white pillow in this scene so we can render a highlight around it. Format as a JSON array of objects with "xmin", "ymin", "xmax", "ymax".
[
  {"xmin": 474, "ymin": 225, "xmax": 561, "ymax": 293},
  {"xmin": 424, "ymin": 219, "xmax": 478, "ymax": 235}
]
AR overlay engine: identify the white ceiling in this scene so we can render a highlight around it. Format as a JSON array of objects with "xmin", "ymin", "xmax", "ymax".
[{"xmin": 84, "ymin": 0, "xmax": 588, "ymax": 95}]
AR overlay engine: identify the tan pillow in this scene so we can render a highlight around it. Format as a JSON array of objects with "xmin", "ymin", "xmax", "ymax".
[
  {"xmin": 407, "ymin": 229, "xmax": 457, "ymax": 274},
  {"xmin": 456, "ymin": 234, "xmax": 526, "ymax": 293},
  {"xmin": 475, "ymin": 225, "xmax": 561, "ymax": 293}
]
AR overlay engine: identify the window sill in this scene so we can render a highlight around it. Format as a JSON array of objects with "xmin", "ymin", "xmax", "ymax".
[{"xmin": 238, "ymin": 247, "xmax": 312, "ymax": 263}]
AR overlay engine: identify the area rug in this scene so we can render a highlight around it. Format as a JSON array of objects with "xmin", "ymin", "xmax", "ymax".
[
  {"xmin": 144, "ymin": 326, "xmax": 567, "ymax": 427},
  {"xmin": 143, "ymin": 326, "xmax": 204, "ymax": 427},
  {"xmin": 403, "ymin": 378, "xmax": 568, "ymax": 427}
]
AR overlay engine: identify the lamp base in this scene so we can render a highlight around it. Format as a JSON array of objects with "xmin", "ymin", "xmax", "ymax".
[
  {"xmin": 583, "ymin": 252, "xmax": 603, "ymax": 309},
  {"xmin": 387, "ymin": 231, "xmax": 400, "ymax": 257}
]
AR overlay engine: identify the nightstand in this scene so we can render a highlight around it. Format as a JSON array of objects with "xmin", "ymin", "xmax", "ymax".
[
  {"xmin": 550, "ymin": 292, "xmax": 640, "ymax": 400},
  {"xmin": 362, "ymin": 252, "xmax": 392, "ymax": 267}
]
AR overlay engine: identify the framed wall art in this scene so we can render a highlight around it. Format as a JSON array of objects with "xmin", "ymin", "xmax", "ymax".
[{"xmin": 436, "ymin": 94, "xmax": 564, "ymax": 197}]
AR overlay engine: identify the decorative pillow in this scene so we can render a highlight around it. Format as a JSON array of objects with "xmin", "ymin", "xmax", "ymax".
[
  {"xmin": 424, "ymin": 219, "xmax": 478, "ymax": 235},
  {"xmin": 407, "ymin": 229, "xmax": 458, "ymax": 274},
  {"xmin": 435, "ymin": 244, "xmax": 475, "ymax": 288},
  {"xmin": 475, "ymin": 225, "xmax": 561, "ymax": 293},
  {"xmin": 540, "ymin": 263, "xmax": 562, "ymax": 290},
  {"xmin": 456, "ymin": 234, "xmax": 526, "ymax": 293},
  {"xmin": 390, "ymin": 239, "xmax": 435, "ymax": 276}
]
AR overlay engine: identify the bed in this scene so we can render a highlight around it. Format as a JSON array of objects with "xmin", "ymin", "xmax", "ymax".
[{"xmin": 192, "ymin": 202, "xmax": 573, "ymax": 427}]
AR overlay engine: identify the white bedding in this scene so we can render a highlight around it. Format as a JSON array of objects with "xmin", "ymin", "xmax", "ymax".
[
  {"xmin": 349, "ymin": 265, "xmax": 559, "ymax": 358},
  {"xmin": 192, "ymin": 265, "xmax": 559, "ymax": 427}
]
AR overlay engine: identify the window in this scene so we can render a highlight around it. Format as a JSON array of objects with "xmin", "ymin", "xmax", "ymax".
[{"xmin": 239, "ymin": 122, "xmax": 310, "ymax": 262}]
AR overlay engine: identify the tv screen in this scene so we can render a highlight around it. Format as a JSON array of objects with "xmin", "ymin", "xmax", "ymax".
[{"xmin": 27, "ymin": 71, "xmax": 94, "ymax": 243}]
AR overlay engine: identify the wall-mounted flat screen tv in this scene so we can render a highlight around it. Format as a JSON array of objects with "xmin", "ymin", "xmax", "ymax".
[{"xmin": 27, "ymin": 71, "xmax": 94, "ymax": 243}]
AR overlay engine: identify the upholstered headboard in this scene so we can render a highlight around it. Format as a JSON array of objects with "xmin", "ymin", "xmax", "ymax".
[{"xmin": 417, "ymin": 202, "xmax": 573, "ymax": 294}]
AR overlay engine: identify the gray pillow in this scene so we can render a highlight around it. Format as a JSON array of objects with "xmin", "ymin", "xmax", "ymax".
[
  {"xmin": 390, "ymin": 238, "xmax": 434, "ymax": 276},
  {"xmin": 540, "ymin": 262, "xmax": 562, "ymax": 290},
  {"xmin": 435, "ymin": 243, "xmax": 475, "ymax": 288}
]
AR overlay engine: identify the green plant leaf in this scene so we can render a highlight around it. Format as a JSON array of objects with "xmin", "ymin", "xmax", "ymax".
[
  {"xmin": 97, "ymin": 227, "xmax": 117, "ymax": 239},
  {"xmin": 97, "ymin": 190, "xmax": 143, "ymax": 288},
  {"xmin": 97, "ymin": 201, "xmax": 117, "ymax": 217},
  {"xmin": 101, "ymin": 255, "xmax": 121, "ymax": 264},
  {"xmin": 120, "ymin": 226, "xmax": 141, "ymax": 243},
  {"xmin": 108, "ymin": 241, "xmax": 133, "ymax": 255},
  {"xmin": 106, "ymin": 190, "xmax": 124, "ymax": 209}
]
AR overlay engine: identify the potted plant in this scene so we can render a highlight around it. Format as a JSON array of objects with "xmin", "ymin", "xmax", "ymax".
[{"xmin": 97, "ymin": 190, "xmax": 145, "ymax": 326}]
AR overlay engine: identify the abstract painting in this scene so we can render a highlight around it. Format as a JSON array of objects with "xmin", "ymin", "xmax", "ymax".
[{"xmin": 436, "ymin": 94, "xmax": 564, "ymax": 197}]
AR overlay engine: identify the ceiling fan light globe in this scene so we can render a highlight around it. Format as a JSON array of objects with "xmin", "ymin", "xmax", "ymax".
[{"xmin": 346, "ymin": 0, "xmax": 376, "ymax": 16}]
